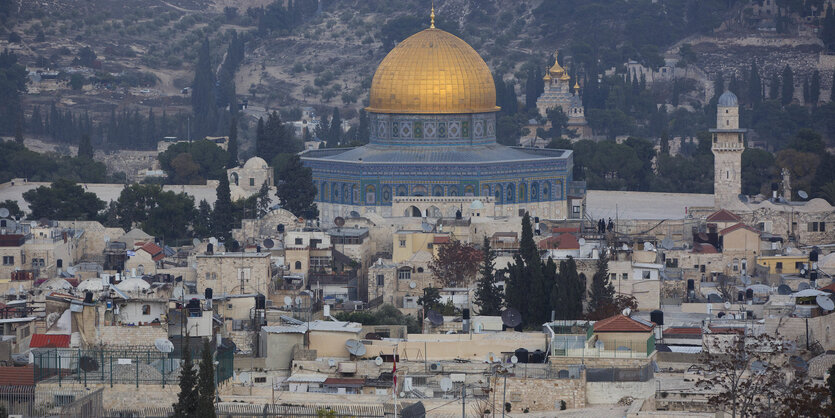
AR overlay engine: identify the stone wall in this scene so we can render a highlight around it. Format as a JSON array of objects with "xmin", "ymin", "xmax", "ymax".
[
  {"xmin": 586, "ymin": 380, "xmax": 655, "ymax": 404},
  {"xmin": 96, "ymin": 325, "xmax": 168, "ymax": 347},
  {"xmin": 495, "ymin": 374, "xmax": 586, "ymax": 412},
  {"xmin": 37, "ymin": 382, "xmax": 178, "ymax": 411}
]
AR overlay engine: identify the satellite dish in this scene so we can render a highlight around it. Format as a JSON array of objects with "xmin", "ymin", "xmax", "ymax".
[
  {"xmin": 295, "ymin": 296, "xmax": 303, "ymax": 306},
  {"xmin": 284, "ymin": 296, "xmax": 292, "ymax": 306},
  {"xmin": 349, "ymin": 211, "xmax": 360, "ymax": 218},
  {"xmin": 374, "ymin": 356, "xmax": 383, "ymax": 366},
  {"xmin": 798, "ymin": 282, "xmax": 811, "ymax": 291},
  {"xmin": 510, "ymin": 355, "xmax": 518, "ymax": 364},
  {"xmin": 439, "ymin": 377, "xmax": 453, "ymax": 392},
  {"xmin": 345, "ymin": 339, "xmax": 366, "ymax": 356},
  {"xmin": 789, "ymin": 355, "xmax": 808, "ymax": 372},
  {"xmin": 0, "ymin": 208, "xmax": 9, "ymax": 218},
  {"xmin": 501, "ymin": 308, "xmax": 522, "ymax": 328},
  {"xmin": 154, "ymin": 338, "xmax": 174, "ymax": 353},
  {"xmin": 192, "ymin": 238, "xmax": 201, "ymax": 246},
  {"xmin": 750, "ymin": 360, "xmax": 766, "ymax": 373},
  {"xmin": 334, "ymin": 217, "xmax": 345, "ymax": 227},
  {"xmin": 644, "ymin": 242, "xmax": 655, "ymax": 251},
  {"xmin": 798, "ymin": 190, "xmax": 809, "ymax": 200},
  {"xmin": 724, "ymin": 301, "xmax": 732, "ymax": 309},
  {"xmin": 817, "ymin": 295, "xmax": 835, "ymax": 311},
  {"xmin": 263, "ymin": 239, "xmax": 274, "ymax": 249},
  {"xmin": 427, "ymin": 310, "xmax": 444, "ymax": 326},
  {"xmin": 778, "ymin": 284, "xmax": 792, "ymax": 295},
  {"xmin": 622, "ymin": 243, "xmax": 629, "ymax": 251},
  {"xmin": 622, "ymin": 307, "xmax": 631, "ymax": 316},
  {"xmin": 409, "ymin": 281, "xmax": 416, "ymax": 289},
  {"xmin": 578, "ymin": 238, "xmax": 586, "ymax": 246}
]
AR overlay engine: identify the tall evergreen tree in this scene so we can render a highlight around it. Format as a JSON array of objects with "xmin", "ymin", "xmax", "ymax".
[
  {"xmin": 212, "ymin": 175, "xmax": 233, "ymax": 243},
  {"xmin": 781, "ymin": 65, "xmax": 794, "ymax": 106},
  {"xmin": 227, "ymin": 115, "xmax": 238, "ymax": 169},
  {"xmin": 474, "ymin": 236, "xmax": 502, "ymax": 315},
  {"xmin": 196, "ymin": 339, "xmax": 217, "ymax": 418},
  {"xmin": 551, "ymin": 257, "xmax": 585, "ymax": 320},
  {"xmin": 810, "ymin": 70, "xmax": 821, "ymax": 105},
  {"xmin": 769, "ymin": 73, "xmax": 780, "ymax": 101},
  {"xmin": 713, "ymin": 73, "xmax": 724, "ymax": 101},
  {"xmin": 192, "ymin": 38, "xmax": 218, "ymax": 139},
  {"xmin": 517, "ymin": 213, "xmax": 548, "ymax": 324},
  {"xmin": 831, "ymin": 71, "xmax": 835, "ymax": 103},
  {"xmin": 172, "ymin": 336, "xmax": 198, "ymax": 418},
  {"xmin": 78, "ymin": 133, "xmax": 93, "ymax": 159},
  {"xmin": 803, "ymin": 76, "xmax": 811, "ymax": 105},
  {"xmin": 275, "ymin": 154, "xmax": 318, "ymax": 219},
  {"xmin": 588, "ymin": 247, "xmax": 614, "ymax": 316},
  {"xmin": 194, "ymin": 199, "xmax": 213, "ymax": 238},
  {"xmin": 357, "ymin": 109, "xmax": 370, "ymax": 144},
  {"xmin": 328, "ymin": 107, "xmax": 341, "ymax": 147},
  {"xmin": 748, "ymin": 62, "xmax": 762, "ymax": 105}
]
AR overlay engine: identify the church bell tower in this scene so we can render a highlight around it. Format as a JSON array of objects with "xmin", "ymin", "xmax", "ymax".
[{"xmin": 711, "ymin": 91, "xmax": 746, "ymax": 208}]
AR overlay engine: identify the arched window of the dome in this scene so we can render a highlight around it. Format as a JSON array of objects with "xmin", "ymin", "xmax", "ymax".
[
  {"xmin": 332, "ymin": 184, "xmax": 340, "ymax": 201},
  {"xmin": 531, "ymin": 183, "xmax": 539, "ymax": 201},
  {"xmin": 352, "ymin": 185, "xmax": 359, "ymax": 204},
  {"xmin": 506, "ymin": 184, "xmax": 515, "ymax": 202},
  {"xmin": 464, "ymin": 185, "xmax": 474, "ymax": 196},
  {"xmin": 449, "ymin": 186, "xmax": 459, "ymax": 196},
  {"xmin": 542, "ymin": 183, "xmax": 550, "ymax": 201},
  {"xmin": 432, "ymin": 185, "xmax": 444, "ymax": 197},
  {"xmin": 382, "ymin": 186, "xmax": 392, "ymax": 203},
  {"xmin": 494, "ymin": 184, "xmax": 503, "ymax": 203},
  {"xmin": 519, "ymin": 183, "xmax": 527, "ymax": 202},
  {"xmin": 396, "ymin": 185, "xmax": 408, "ymax": 196},
  {"xmin": 322, "ymin": 183, "xmax": 330, "ymax": 202},
  {"xmin": 412, "ymin": 185, "xmax": 428, "ymax": 196},
  {"xmin": 343, "ymin": 184, "xmax": 351, "ymax": 204},
  {"xmin": 482, "ymin": 184, "xmax": 491, "ymax": 197},
  {"xmin": 365, "ymin": 185, "xmax": 376, "ymax": 205}
]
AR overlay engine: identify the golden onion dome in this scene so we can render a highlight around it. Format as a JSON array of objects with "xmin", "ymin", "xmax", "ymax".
[
  {"xmin": 366, "ymin": 27, "xmax": 499, "ymax": 114},
  {"xmin": 549, "ymin": 50, "xmax": 566, "ymax": 76},
  {"xmin": 543, "ymin": 72, "xmax": 552, "ymax": 81}
]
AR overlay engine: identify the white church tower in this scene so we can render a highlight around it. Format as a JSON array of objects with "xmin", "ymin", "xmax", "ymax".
[{"xmin": 710, "ymin": 91, "xmax": 746, "ymax": 208}]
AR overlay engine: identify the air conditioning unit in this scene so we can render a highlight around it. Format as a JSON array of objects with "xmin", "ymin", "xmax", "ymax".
[{"xmin": 429, "ymin": 362, "xmax": 443, "ymax": 372}]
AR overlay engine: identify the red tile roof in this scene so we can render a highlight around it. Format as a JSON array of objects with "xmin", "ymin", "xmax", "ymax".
[
  {"xmin": 139, "ymin": 242, "xmax": 165, "ymax": 261},
  {"xmin": 719, "ymin": 222, "xmax": 761, "ymax": 236},
  {"xmin": 433, "ymin": 236, "xmax": 450, "ymax": 245},
  {"xmin": 30, "ymin": 334, "xmax": 71, "ymax": 349},
  {"xmin": 663, "ymin": 327, "xmax": 702, "ymax": 336},
  {"xmin": 538, "ymin": 233, "xmax": 580, "ymax": 250},
  {"xmin": 0, "ymin": 366, "xmax": 34, "ymax": 386},
  {"xmin": 706, "ymin": 209, "xmax": 742, "ymax": 223},
  {"xmin": 708, "ymin": 326, "xmax": 745, "ymax": 335},
  {"xmin": 552, "ymin": 227, "xmax": 580, "ymax": 234},
  {"xmin": 820, "ymin": 283, "xmax": 835, "ymax": 293},
  {"xmin": 594, "ymin": 314, "xmax": 654, "ymax": 333}
]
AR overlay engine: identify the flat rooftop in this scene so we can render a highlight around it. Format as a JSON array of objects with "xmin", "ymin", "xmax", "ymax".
[{"xmin": 585, "ymin": 190, "xmax": 713, "ymax": 220}]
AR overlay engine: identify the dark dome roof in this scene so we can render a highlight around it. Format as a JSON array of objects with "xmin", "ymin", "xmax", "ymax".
[{"xmin": 718, "ymin": 91, "xmax": 738, "ymax": 107}]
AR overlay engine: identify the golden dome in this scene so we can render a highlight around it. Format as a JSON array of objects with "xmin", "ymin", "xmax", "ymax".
[
  {"xmin": 366, "ymin": 28, "xmax": 499, "ymax": 114},
  {"xmin": 549, "ymin": 50, "xmax": 566, "ymax": 77}
]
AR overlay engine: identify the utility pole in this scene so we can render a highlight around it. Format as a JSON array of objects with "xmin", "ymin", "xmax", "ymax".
[{"xmin": 462, "ymin": 384, "xmax": 466, "ymax": 418}]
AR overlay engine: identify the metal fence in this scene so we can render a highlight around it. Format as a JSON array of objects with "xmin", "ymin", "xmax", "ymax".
[
  {"xmin": 551, "ymin": 336, "xmax": 656, "ymax": 358},
  {"xmin": 60, "ymin": 387, "xmax": 104, "ymax": 418},
  {"xmin": 33, "ymin": 345, "xmax": 234, "ymax": 387},
  {"xmin": 586, "ymin": 363, "xmax": 654, "ymax": 382},
  {"xmin": 0, "ymin": 385, "xmax": 93, "ymax": 417}
]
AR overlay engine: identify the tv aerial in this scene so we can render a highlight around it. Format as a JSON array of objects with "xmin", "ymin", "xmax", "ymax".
[
  {"xmin": 622, "ymin": 307, "xmax": 632, "ymax": 316},
  {"xmin": 798, "ymin": 282, "xmax": 811, "ymax": 291},
  {"xmin": 501, "ymin": 308, "xmax": 522, "ymax": 328},
  {"xmin": 427, "ymin": 310, "xmax": 444, "ymax": 326},
  {"xmin": 345, "ymin": 339, "xmax": 367, "ymax": 357},
  {"xmin": 192, "ymin": 238, "xmax": 201, "ymax": 247},
  {"xmin": 724, "ymin": 301, "xmax": 732, "ymax": 309}
]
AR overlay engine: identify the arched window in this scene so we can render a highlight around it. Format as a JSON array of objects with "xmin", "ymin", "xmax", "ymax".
[
  {"xmin": 382, "ymin": 186, "xmax": 392, "ymax": 203},
  {"xmin": 464, "ymin": 185, "xmax": 474, "ymax": 196},
  {"xmin": 365, "ymin": 185, "xmax": 376, "ymax": 204},
  {"xmin": 519, "ymin": 183, "xmax": 527, "ymax": 202},
  {"xmin": 542, "ymin": 183, "xmax": 550, "ymax": 200},
  {"xmin": 397, "ymin": 185, "xmax": 408, "ymax": 196},
  {"xmin": 494, "ymin": 185, "xmax": 502, "ymax": 203},
  {"xmin": 412, "ymin": 185, "xmax": 427, "ymax": 196},
  {"xmin": 448, "ymin": 185, "xmax": 459, "ymax": 196},
  {"xmin": 506, "ymin": 184, "xmax": 515, "ymax": 202},
  {"xmin": 294, "ymin": 261, "xmax": 302, "ymax": 270},
  {"xmin": 433, "ymin": 185, "xmax": 444, "ymax": 196},
  {"xmin": 531, "ymin": 183, "xmax": 539, "ymax": 201},
  {"xmin": 482, "ymin": 184, "xmax": 491, "ymax": 197},
  {"xmin": 230, "ymin": 172, "xmax": 239, "ymax": 186}
]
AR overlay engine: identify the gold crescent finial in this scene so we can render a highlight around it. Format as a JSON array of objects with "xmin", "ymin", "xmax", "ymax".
[{"xmin": 430, "ymin": 1, "xmax": 435, "ymax": 28}]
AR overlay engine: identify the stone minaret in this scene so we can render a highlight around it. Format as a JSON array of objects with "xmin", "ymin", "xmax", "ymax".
[{"xmin": 711, "ymin": 91, "xmax": 746, "ymax": 208}]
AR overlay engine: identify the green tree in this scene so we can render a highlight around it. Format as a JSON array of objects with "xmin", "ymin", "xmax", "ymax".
[
  {"xmin": 587, "ymin": 247, "xmax": 614, "ymax": 319},
  {"xmin": 781, "ymin": 65, "xmax": 794, "ymax": 106},
  {"xmin": 212, "ymin": 175, "xmax": 233, "ymax": 243},
  {"xmin": 23, "ymin": 179, "xmax": 105, "ymax": 220},
  {"xmin": 194, "ymin": 199, "xmax": 213, "ymax": 238},
  {"xmin": 275, "ymin": 154, "xmax": 317, "ymax": 219},
  {"xmin": 114, "ymin": 184, "xmax": 197, "ymax": 240},
  {"xmin": 474, "ymin": 236, "xmax": 503, "ymax": 315},
  {"xmin": 77, "ymin": 133, "xmax": 93, "ymax": 160},
  {"xmin": 769, "ymin": 73, "xmax": 780, "ymax": 101},
  {"xmin": 328, "ymin": 107, "xmax": 342, "ymax": 148},
  {"xmin": 172, "ymin": 336, "xmax": 198, "ymax": 418},
  {"xmin": 196, "ymin": 339, "xmax": 216, "ymax": 418},
  {"xmin": 192, "ymin": 38, "xmax": 218, "ymax": 139},
  {"xmin": 810, "ymin": 70, "xmax": 821, "ymax": 106},
  {"xmin": 551, "ymin": 256, "xmax": 585, "ymax": 320},
  {"xmin": 227, "ymin": 115, "xmax": 238, "ymax": 169},
  {"xmin": 69, "ymin": 73, "xmax": 84, "ymax": 90},
  {"xmin": 741, "ymin": 148, "xmax": 776, "ymax": 196},
  {"xmin": 505, "ymin": 213, "xmax": 548, "ymax": 326},
  {"xmin": 748, "ymin": 61, "xmax": 762, "ymax": 105},
  {"xmin": 0, "ymin": 200, "xmax": 24, "ymax": 219},
  {"xmin": 256, "ymin": 112, "xmax": 299, "ymax": 161},
  {"xmin": 158, "ymin": 140, "xmax": 229, "ymax": 184}
]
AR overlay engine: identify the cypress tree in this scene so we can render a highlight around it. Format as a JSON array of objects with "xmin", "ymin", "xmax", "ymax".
[
  {"xmin": 275, "ymin": 154, "xmax": 318, "ymax": 219},
  {"xmin": 831, "ymin": 71, "xmax": 835, "ymax": 102},
  {"xmin": 192, "ymin": 38, "xmax": 218, "ymax": 139},
  {"xmin": 781, "ymin": 65, "xmax": 794, "ymax": 105},
  {"xmin": 227, "ymin": 115, "xmax": 238, "ymax": 168},
  {"xmin": 196, "ymin": 339, "xmax": 217, "ymax": 418},
  {"xmin": 328, "ymin": 107, "xmax": 341, "ymax": 147},
  {"xmin": 474, "ymin": 236, "xmax": 502, "ymax": 315},
  {"xmin": 78, "ymin": 133, "xmax": 93, "ymax": 159},
  {"xmin": 811, "ymin": 70, "xmax": 821, "ymax": 105},
  {"xmin": 357, "ymin": 109, "xmax": 370, "ymax": 144},
  {"xmin": 769, "ymin": 73, "xmax": 780, "ymax": 101},
  {"xmin": 212, "ymin": 175, "xmax": 233, "ymax": 244},
  {"xmin": 713, "ymin": 73, "xmax": 724, "ymax": 101},
  {"xmin": 588, "ymin": 247, "xmax": 614, "ymax": 316},
  {"xmin": 803, "ymin": 76, "xmax": 811, "ymax": 105},
  {"xmin": 519, "ymin": 213, "xmax": 548, "ymax": 325},
  {"xmin": 172, "ymin": 336, "xmax": 198, "ymax": 418},
  {"xmin": 748, "ymin": 62, "xmax": 762, "ymax": 104}
]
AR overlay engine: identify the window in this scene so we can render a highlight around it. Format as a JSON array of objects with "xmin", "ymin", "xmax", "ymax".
[
  {"xmin": 609, "ymin": 273, "xmax": 617, "ymax": 281},
  {"xmin": 573, "ymin": 205, "xmax": 580, "ymax": 214},
  {"xmin": 294, "ymin": 261, "xmax": 302, "ymax": 270},
  {"xmin": 822, "ymin": 222, "xmax": 827, "ymax": 232},
  {"xmin": 809, "ymin": 222, "xmax": 827, "ymax": 232},
  {"xmin": 622, "ymin": 273, "xmax": 628, "ymax": 280},
  {"xmin": 2, "ymin": 256, "xmax": 13, "ymax": 266},
  {"xmin": 376, "ymin": 275, "xmax": 385, "ymax": 286},
  {"xmin": 249, "ymin": 178, "xmax": 255, "ymax": 186},
  {"xmin": 417, "ymin": 267, "xmax": 424, "ymax": 273},
  {"xmin": 399, "ymin": 240, "xmax": 406, "ymax": 248},
  {"xmin": 142, "ymin": 305, "xmax": 151, "ymax": 315},
  {"xmin": 642, "ymin": 270, "xmax": 651, "ymax": 279},
  {"xmin": 254, "ymin": 376, "xmax": 267, "ymax": 383},
  {"xmin": 295, "ymin": 238, "xmax": 303, "ymax": 245},
  {"xmin": 795, "ymin": 262, "xmax": 804, "ymax": 270},
  {"xmin": 57, "ymin": 259, "xmax": 62, "ymax": 268},
  {"xmin": 776, "ymin": 262, "xmax": 783, "ymax": 271},
  {"xmin": 398, "ymin": 269, "xmax": 411, "ymax": 281},
  {"xmin": 700, "ymin": 265, "xmax": 706, "ymax": 273}
]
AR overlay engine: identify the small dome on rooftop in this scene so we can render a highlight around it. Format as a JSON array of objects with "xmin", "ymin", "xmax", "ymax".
[
  {"xmin": 243, "ymin": 157, "xmax": 269, "ymax": 170},
  {"xmin": 469, "ymin": 200, "xmax": 484, "ymax": 210},
  {"xmin": 718, "ymin": 91, "xmax": 738, "ymax": 107}
]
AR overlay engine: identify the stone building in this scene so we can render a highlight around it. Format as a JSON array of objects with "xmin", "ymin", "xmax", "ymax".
[
  {"xmin": 227, "ymin": 156, "xmax": 275, "ymax": 201},
  {"xmin": 195, "ymin": 252, "xmax": 272, "ymax": 295}
]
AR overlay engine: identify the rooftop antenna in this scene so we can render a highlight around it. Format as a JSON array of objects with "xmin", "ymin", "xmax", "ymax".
[{"xmin": 430, "ymin": 0, "xmax": 435, "ymax": 28}]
